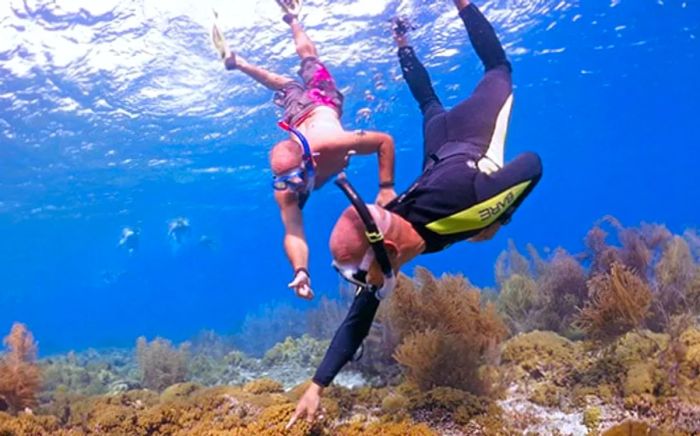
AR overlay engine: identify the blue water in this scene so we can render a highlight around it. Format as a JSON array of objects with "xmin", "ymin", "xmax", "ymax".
[{"xmin": 0, "ymin": 0, "xmax": 697, "ymax": 355}]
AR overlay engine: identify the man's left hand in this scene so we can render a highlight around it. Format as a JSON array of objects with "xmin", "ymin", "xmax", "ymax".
[{"xmin": 376, "ymin": 188, "xmax": 397, "ymax": 207}]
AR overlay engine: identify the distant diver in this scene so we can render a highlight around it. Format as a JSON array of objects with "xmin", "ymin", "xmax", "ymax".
[
  {"xmin": 118, "ymin": 227, "xmax": 139, "ymax": 254},
  {"xmin": 197, "ymin": 235, "xmax": 215, "ymax": 250},
  {"xmin": 287, "ymin": 0, "xmax": 543, "ymax": 427},
  {"xmin": 168, "ymin": 217, "xmax": 190, "ymax": 245},
  {"xmin": 212, "ymin": 0, "xmax": 397, "ymax": 300}
]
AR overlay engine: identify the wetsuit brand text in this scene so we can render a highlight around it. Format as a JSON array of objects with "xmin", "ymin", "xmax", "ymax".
[{"xmin": 478, "ymin": 191, "xmax": 515, "ymax": 221}]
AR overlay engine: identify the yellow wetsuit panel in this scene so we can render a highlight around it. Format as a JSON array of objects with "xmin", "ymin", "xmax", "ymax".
[{"xmin": 425, "ymin": 180, "xmax": 532, "ymax": 235}]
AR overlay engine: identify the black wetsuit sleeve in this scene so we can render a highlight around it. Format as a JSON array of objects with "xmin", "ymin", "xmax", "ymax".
[
  {"xmin": 474, "ymin": 152, "xmax": 543, "ymax": 223},
  {"xmin": 312, "ymin": 290, "xmax": 380, "ymax": 387}
]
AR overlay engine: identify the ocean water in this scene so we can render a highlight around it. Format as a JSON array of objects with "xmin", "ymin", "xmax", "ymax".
[{"xmin": 0, "ymin": 0, "xmax": 697, "ymax": 355}]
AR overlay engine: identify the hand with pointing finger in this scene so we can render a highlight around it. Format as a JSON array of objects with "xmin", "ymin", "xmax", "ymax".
[{"xmin": 286, "ymin": 382, "xmax": 324, "ymax": 430}]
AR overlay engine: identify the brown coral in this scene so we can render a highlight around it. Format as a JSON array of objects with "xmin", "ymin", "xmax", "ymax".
[
  {"xmin": 336, "ymin": 419, "xmax": 437, "ymax": 435},
  {"xmin": 496, "ymin": 273, "xmax": 542, "ymax": 334},
  {"xmin": 0, "ymin": 323, "xmax": 41, "ymax": 414},
  {"xmin": 576, "ymin": 263, "xmax": 652, "ymax": 340},
  {"xmin": 494, "ymin": 243, "xmax": 587, "ymax": 337},
  {"xmin": 584, "ymin": 217, "xmax": 672, "ymax": 279},
  {"xmin": 242, "ymin": 378, "xmax": 284, "ymax": 395},
  {"xmin": 136, "ymin": 337, "xmax": 189, "ymax": 392},
  {"xmin": 537, "ymin": 249, "xmax": 589, "ymax": 335},
  {"xmin": 388, "ymin": 268, "xmax": 507, "ymax": 395},
  {"xmin": 650, "ymin": 237, "xmax": 699, "ymax": 328}
]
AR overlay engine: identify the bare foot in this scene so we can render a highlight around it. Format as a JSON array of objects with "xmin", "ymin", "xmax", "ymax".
[{"xmin": 453, "ymin": 0, "xmax": 471, "ymax": 12}]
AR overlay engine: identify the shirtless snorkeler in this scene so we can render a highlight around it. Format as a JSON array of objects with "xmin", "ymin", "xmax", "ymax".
[{"xmin": 213, "ymin": 0, "xmax": 397, "ymax": 300}]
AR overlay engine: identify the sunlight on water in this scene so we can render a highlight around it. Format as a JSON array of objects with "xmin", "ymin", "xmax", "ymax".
[{"xmin": 0, "ymin": 0, "xmax": 590, "ymax": 221}]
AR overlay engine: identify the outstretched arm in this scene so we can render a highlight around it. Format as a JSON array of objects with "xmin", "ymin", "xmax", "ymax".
[
  {"xmin": 275, "ymin": 190, "xmax": 313, "ymax": 300},
  {"xmin": 328, "ymin": 130, "xmax": 397, "ymax": 205},
  {"xmin": 288, "ymin": 290, "xmax": 380, "ymax": 428}
]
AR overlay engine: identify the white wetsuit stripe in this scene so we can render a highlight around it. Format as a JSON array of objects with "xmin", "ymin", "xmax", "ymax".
[{"xmin": 483, "ymin": 93, "xmax": 513, "ymax": 169}]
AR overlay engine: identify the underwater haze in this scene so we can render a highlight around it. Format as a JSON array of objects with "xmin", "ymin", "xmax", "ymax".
[{"xmin": 1, "ymin": 0, "xmax": 698, "ymax": 355}]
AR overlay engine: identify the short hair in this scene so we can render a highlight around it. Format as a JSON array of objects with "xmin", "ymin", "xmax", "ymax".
[{"xmin": 269, "ymin": 139, "xmax": 302, "ymax": 175}]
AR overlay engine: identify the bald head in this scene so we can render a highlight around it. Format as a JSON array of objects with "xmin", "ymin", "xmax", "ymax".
[
  {"xmin": 270, "ymin": 139, "xmax": 302, "ymax": 175},
  {"xmin": 329, "ymin": 205, "xmax": 394, "ymax": 265},
  {"xmin": 330, "ymin": 207, "xmax": 369, "ymax": 264}
]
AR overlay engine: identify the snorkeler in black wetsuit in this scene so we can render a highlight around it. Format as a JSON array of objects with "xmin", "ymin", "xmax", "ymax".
[{"xmin": 287, "ymin": 0, "xmax": 542, "ymax": 427}]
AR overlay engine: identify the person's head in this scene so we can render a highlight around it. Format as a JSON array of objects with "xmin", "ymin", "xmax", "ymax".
[
  {"xmin": 270, "ymin": 139, "xmax": 303, "ymax": 174},
  {"xmin": 270, "ymin": 139, "xmax": 310, "ymax": 193},
  {"xmin": 329, "ymin": 205, "xmax": 425, "ymax": 287}
]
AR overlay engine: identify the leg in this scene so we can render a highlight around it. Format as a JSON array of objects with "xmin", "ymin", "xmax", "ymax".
[
  {"xmin": 459, "ymin": 3, "xmax": 511, "ymax": 73},
  {"xmin": 397, "ymin": 44, "xmax": 448, "ymax": 163},
  {"xmin": 397, "ymin": 46, "xmax": 444, "ymax": 121},
  {"xmin": 286, "ymin": 16, "xmax": 319, "ymax": 59},
  {"xmin": 229, "ymin": 55, "xmax": 293, "ymax": 91},
  {"xmin": 445, "ymin": 3, "xmax": 513, "ymax": 167}
]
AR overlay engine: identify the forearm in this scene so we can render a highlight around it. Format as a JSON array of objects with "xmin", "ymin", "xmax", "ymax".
[
  {"xmin": 349, "ymin": 131, "xmax": 395, "ymax": 186},
  {"xmin": 284, "ymin": 233, "xmax": 309, "ymax": 271},
  {"xmin": 312, "ymin": 290, "xmax": 380, "ymax": 386},
  {"xmin": 377, "ymin": 134, "xmax": 395, "ymax": 186}
]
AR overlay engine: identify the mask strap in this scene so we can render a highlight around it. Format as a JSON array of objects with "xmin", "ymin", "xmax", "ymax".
[{"xmin": 278, "ymin": 121, "xmax": 315, "ymax": 173}]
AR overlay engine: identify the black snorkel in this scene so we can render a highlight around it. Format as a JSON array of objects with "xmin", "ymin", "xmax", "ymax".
[{"xmin": 334, "ymin": 174, "xmax": 397, "ymax": 299}]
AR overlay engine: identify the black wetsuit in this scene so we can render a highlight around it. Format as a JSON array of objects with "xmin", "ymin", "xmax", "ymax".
[{"xmin": 313, "ymin": 4, "xmax": 542, "ymax": 387}]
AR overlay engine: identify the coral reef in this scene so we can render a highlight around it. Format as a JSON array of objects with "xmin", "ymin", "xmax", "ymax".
[
  {"xmin": 136, "ymin": 337, "xmax": 190, "ymax": 392},
  {"xmin": 584, "ymin": 217, "xmax": 672, "ymax": 278},
  {"xmin": 40, "ymin": 347, "xmax": 138, "ymax": 401},
  {"xmin": 495, "ymin": 244, "xmax": 588, "ymax": 337},
  {"xmin": 0, "ymin": 323, "xmax": 41, "ymax": 414},
  {"xmin": 242, "ymin": 378, "xmax": 284, "ymax": 395},
  {"xmin": 2, "ymin": 218, "xmax": 699, "ymax": 434},
  {"xmin": 234, "ymin": 303, "xmax": 308, "ymax": 356},
  {"xmin": 389, "ymin": 268, "xmax": 508, "ymax": 395},
  {"xmin": 262, "ymin": 335, "xmax": 329, "ymax": 368},
  {"xmin": 0, "ymin": 384, "xmax": 444, "ymax": 435},
  {"xmin": 576, "ymin": 262, "xmax": 653, "ymax": 340},
  {"xmin": 495, "ymin": 219, "xmax": 699, "ymax": 340},
  {"xmin": 496, "ymin": 272, "xmax": 542, "ymax": 334},
  {"xmin": 497, "ymin": 327, "xmax": 700, "ymax": 434},
  {"xmin": 651, "ymin": 236, "xmax": 700, "ymax": 326}
]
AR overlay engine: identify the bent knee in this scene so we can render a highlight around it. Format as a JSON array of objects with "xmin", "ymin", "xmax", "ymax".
[{"xmin": 296, "ymin": 43, "xmax": 318, "ymax": 59}]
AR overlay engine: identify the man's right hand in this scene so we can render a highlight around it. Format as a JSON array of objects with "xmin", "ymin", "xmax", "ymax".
[
  {"xmin": 286, "ymin": 382, "xmax": 324, "ymax": 429},
  {"xmin": 376, "ymin": 187, "xmax": 398, "ymax": 207},
  {"xmin": 288, "ymin": 269, "xmax": 314, "ymax": 300}
]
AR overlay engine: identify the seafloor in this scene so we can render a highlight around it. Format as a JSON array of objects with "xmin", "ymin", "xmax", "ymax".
[{"xmin": 1, "ymin": 218, "xmax": 699, "ymax": 435}]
